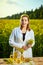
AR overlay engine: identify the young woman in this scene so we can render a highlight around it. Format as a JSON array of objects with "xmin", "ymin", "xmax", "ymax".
[{"xmin": 9, "ymin": 14, "xmax": 35, "ymax": 58}]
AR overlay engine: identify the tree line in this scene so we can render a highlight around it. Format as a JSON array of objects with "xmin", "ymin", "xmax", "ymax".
[{"xmin": 0, "ymin": 5, "xmax": 43, "ymax": 19}]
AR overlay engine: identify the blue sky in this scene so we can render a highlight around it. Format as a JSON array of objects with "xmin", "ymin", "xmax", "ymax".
[{"xmin": 0, "ymin": 0, "xmax": 43, "ymax": 18}]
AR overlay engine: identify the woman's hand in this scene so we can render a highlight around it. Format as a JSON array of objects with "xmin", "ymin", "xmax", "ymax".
[
  {"xmin": 22, "ymin": 46, "xmax": 28, "ymax": 50},
  {"xmin": 27, "ymin": 44, "xmax": 32, "ymax": 48}
]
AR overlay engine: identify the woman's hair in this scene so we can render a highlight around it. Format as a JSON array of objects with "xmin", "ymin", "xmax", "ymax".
[{"xmin": 20, "ymin": 14, "xmax": 31, "ymax": 31}]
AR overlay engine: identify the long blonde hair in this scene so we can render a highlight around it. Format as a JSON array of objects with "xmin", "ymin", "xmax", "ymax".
[{"xmin": 20, "ymin": 14, "xmax": 31, "ymax": 31}]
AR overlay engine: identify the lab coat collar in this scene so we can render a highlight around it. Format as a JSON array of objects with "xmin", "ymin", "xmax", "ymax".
[
  {"xmin": 18, "ymin": 26, "xmax": 29, "ymax": 34},
  {"xmin": 18, "ymin": 26, "xmax": 30, "ymax": 42}
]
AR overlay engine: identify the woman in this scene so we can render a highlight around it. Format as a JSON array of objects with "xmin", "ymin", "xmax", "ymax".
[{"xmin": 9, "ymin": 14, "xmax": 35, "ymax": 58}]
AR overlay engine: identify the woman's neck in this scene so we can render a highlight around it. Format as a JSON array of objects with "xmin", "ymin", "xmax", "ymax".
[{"xmin": 21, "ymin": 27, "xmax": 27, "ymax": 33}]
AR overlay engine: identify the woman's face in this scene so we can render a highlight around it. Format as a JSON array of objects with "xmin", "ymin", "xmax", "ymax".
[{"xmin": 20, "ymin": 17, "xmax": 29, "ymax": 28}]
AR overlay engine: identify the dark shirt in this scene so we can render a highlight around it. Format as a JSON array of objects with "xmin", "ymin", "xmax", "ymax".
[{"xmin": 22, "ymin": 33, "xmax": 26, "ymax": 41}]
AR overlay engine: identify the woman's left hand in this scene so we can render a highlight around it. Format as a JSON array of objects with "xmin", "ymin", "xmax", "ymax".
[{"xmin": 27, "ymin": 44, "xmax": 32, "ymax": 48}]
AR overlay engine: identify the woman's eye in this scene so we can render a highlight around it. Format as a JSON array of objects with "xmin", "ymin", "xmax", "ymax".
[
  {"xmin": 22, "ymin": 20, "xmax": 24, "ymax": 21},
  {"xmin": 25, "ymin": 20, "xmax": 27, "ymax": 21},
  {"xmin": 22, "ymin": 20, "xmax": 23, "ymax": 21},
  {"xmin": 21, "ymin": 19, "xmax": 27, "ymax": 22},
  {"xmin": 21, "ymin": 19, "xmax": 23, "ymax": 21}
]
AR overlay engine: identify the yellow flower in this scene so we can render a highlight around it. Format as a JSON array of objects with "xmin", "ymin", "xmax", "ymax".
[
  {"xmin": 26, "ymin": 39, "xmax": 34, "ymax": 46},
  {"xmin": 15, "ymin": 47, "xmax": 24, "ymax": 54},
  {"xmin": 16, "ymin": 58, "xmax": 22, "ymax": 64}
]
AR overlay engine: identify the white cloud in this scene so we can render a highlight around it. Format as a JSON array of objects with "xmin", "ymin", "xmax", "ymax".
[
  {"xmin": 7, "ymin": 0, "xmax": 18, "ymax": 4},
  {"xmin": 0, "ymin": 0, "xmax": 23, "ymax": 17},
  {"xmin": 0, "ymin": 0, "xmax": 7, "ymax": 6},
  {"xmin": 0, "ymin": 5, "xmax": 20, "ymax": 17}
]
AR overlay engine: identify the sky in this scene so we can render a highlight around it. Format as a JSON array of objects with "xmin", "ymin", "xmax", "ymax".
[{"xmin": 0, "ymin": 0, "xmax": 43, "ymax": 18}]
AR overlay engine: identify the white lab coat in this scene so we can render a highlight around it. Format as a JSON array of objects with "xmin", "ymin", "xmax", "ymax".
[{"xmin": 9, "ymin": 26, "xmax": 35, "ymax": 58}]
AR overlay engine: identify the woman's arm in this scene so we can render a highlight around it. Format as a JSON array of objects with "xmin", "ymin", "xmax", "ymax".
[
  {"xmin": 31, "ymin": 30, "xmax": 35, "ymax": 47},
  {"xmin": 9, "ymin": 28, "xmax": 25, "ymax": 48},
  {"xmin": 27, "ymin": 30, "xmax": 35, "ymax": 48},
  {"xmin": 22, "ymin": 30, "xmax": 35, "ymax": 50}
]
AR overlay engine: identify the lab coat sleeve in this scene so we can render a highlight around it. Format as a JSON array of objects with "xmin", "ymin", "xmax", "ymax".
[
  {"xmin": 31, "ymin": 30, "xmax": 35, "ymax": 47},
  {"xmin": 9, "ymin": 28, "xmax": 24, "ymax": 48}
]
